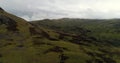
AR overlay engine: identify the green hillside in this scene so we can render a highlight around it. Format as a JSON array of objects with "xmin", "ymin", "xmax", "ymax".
[
  {"xmin": 31, "ymin": 18, "xmax": 120, "ymax": 46},
  {"xmin": 0, "ymin": 8, "xmax": 120, "ymax": 63}
]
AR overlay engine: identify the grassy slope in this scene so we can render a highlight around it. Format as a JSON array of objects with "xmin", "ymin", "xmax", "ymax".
[
  {"xmin": 31, "ymin": 18, "xmax": 120, "ymax": 63},
  {"xmin": 0, "ymin": 8, "xmax": 120, "ymax": 63},
  {"xmin": 31, "ymin": 18, "xmax": 120, "ymax": 46}
]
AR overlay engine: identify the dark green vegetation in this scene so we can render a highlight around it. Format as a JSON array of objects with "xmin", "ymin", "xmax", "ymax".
[{"xmin": 0, "ymin": 8, "xmax": 120, "ymax": 63}]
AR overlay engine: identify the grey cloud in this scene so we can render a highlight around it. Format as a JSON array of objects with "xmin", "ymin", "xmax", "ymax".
[{"xmin": 0, "ymin": 0, "xmax": 120, "ymax": 20}]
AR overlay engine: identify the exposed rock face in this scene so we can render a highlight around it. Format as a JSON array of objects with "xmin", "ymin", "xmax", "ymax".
[{"xmin": 0, "ymin": 15, "xmax": 18, "ymax": 31}]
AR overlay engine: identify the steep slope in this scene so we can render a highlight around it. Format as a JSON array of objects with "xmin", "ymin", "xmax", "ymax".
[
  {"xmin": 0, "ymin": 7, "xmax": 52, "ymax": 63},
  {"xmin": 0, "ymin": 8, "xmax": 120, "ymax": 63},
  {"xmin": 0, "ymin": 7, "xmax": 38, "ymax": 63}
]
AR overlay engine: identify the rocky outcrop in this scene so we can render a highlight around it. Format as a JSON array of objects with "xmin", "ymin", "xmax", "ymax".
[
  {"xmin": 0, "ymin": 7, "xmax": 4, "ymax": 11},
  {"xmin": 0, "ymin": 15, "xmax": 18, "ymax": 31}
]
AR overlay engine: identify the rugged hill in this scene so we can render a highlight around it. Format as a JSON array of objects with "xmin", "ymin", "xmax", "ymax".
[
  {"xmin": 0, "ymin": 8, "xmax": 120, "ymax": 63},
  {"xmin": 31, "ymin": 18, "xmax": 120, "ymax": 46}
]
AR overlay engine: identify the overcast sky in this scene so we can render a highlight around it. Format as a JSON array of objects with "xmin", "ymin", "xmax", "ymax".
[{"xmin": 1, "ymin": 0, "xmax": 120, "ymax": 20}]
